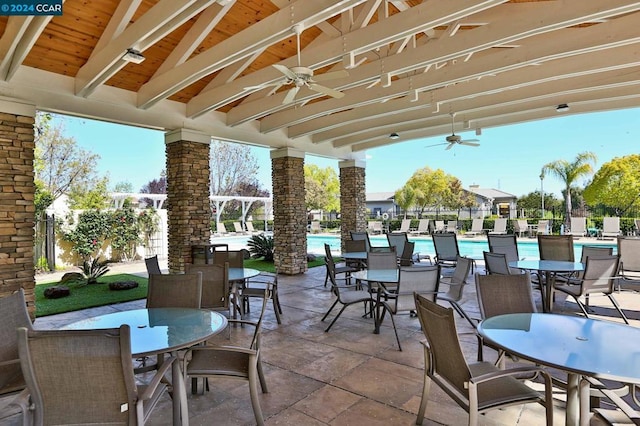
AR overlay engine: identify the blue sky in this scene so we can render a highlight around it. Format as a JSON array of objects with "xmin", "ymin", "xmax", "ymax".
[{"xmin": 55, "ymin": 107, "xmax": 640, "ymax": 199}]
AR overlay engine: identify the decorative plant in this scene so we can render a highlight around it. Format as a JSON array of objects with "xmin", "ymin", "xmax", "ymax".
[
  {"xmin": 138, "ymin": 208, "xmax": 160, "ymax": 249},
  {"xmin": 79, "ymin": 257, "xmax": 110, "ymax": 285},
  {"xmin": 108, "ymin": 206, "xmax": 140, "ymax": 261},
  {"xmin": 59, "ymin": 209, "xmax": 110, "ymax": 259},
  {"xmin": 247, "ymin": 234, "xmax": 274, "ymax": 261}
]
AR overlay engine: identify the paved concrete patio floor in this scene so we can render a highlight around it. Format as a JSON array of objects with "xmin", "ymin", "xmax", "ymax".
[{"xmin": 32, "ymin": 259, "xmax": 640, "ymax": 425}]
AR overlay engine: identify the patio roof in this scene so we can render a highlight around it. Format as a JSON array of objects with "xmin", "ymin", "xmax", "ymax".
[{"xmin": 1, "ymin": 0, "xmax": 639, "ymax": 160}]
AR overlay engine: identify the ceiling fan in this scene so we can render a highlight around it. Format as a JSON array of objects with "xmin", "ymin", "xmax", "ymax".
[
  {"xmin": 244, "ymin": 24, "xmax": 348, "ymax": 105},
  {"xmin": 425, "ymin": 113, "xmax": 480, "ymax": 150}
]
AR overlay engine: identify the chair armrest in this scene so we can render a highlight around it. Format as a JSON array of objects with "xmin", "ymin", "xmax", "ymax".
[
  {"xmin": 189, "ymin": 345, "xmax": 257, "ymax": 356},
  {"xmin": 139, "ymin": 354, "xmax": 176, "ymax": 401},
  {"xmin": 469, "ymin": 365, "xmax": 550, "ymax": 385}
]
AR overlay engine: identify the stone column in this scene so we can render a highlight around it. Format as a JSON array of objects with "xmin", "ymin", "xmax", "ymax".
[
  {"xmin": 165, "ymin": 129, "xmax": 211, "ymax": 273},
  {"xmin": 271, "ymin": 148, "xmax": 307, "ymax": 275},
  {"xmin": 339, "ymin": 160, "xmax": 367, "ymax": 248},
  {"xmin": 0, "ymin": 99, "xmax": 36, "ymax": 319}
]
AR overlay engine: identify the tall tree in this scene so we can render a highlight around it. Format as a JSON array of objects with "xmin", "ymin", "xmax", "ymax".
[
  {"xmin": 394, "ymin": 185, "xmax": 416, "ymax": 218},
  {"xmin": 541, "ymin": 151, "xmax": 597, "ymax": 228},
  {"xmin": 209, "ymin": 140, "xmax": 260, "ymax": 195},
  {"xmin": 406, "ymin": 167, "xmax": 454, "ymax": 216},
  {"xmin": 304, "ymin": 165, "xmax": 339, "ymax": 214},
  {"xmin": 583, "ymin": 154, "xmax": 640, "ymax": 216},
  {"xmin": 35, "ymin": 112, "xmax": 102, "ymax": 202}
]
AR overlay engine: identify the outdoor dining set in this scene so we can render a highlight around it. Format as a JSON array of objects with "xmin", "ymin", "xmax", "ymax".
[
  {"xmin": 0, "ymin": 248, "xmax": 279, "ymax": 426},
  {"xmin": 322, "ymin": 229, "xmax": 640, "ymax": 425}
]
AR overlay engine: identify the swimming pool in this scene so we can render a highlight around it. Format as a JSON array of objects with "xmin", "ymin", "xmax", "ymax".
[{"xmin": 213, "ymin": 234, "xmax": 617, "ymax": 260}]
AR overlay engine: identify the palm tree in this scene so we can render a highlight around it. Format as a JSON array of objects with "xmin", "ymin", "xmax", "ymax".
[{"xmin": 541, "ymin": 151, "xmax": 597, "ymax": 229}]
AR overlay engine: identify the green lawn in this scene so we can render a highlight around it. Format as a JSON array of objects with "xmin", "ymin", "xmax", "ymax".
[{"xmin": 35, "ymin": 257, "xmax": 326, "ymax": 317}]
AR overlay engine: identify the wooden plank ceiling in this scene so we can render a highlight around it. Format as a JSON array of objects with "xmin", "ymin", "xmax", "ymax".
[{"xmin": 0, "ymin": 0, "xmax": 639, "ymax": 161}]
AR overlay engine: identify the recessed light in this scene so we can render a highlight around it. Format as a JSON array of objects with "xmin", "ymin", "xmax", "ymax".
[
  {"xmin": 556, "ymin": 103, "xmax": 569, "ymax": 112},
  {"xmin": 389, "ymin": 132, "xmax": 399, "ymax": 139}
]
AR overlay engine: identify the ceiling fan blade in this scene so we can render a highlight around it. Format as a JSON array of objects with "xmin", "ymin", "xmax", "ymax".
[
  {"xmin": 308, "ymin": 83, "xmax": 344, "ymax": 99},
  {"xmin": 273, "ymin": 64, "xmax": 297, "ymax": 80},
  {"xmin": 425, "ymin": 142, "xmax": 448, "ymax": 148},
  {"xmin": 243, "ymin": 82, "xmax": 281, "ymax": 90},
  {"xmin": 312, "ymin": 69, "xmax": 349, "ymax": 82},
  {"xmin": 460, "ymin": 140, "xmax": 480, "ymax": 146},
  {"xmin": 445, "ymin": 143, "xmax": 454, "ymax": 150},
  {"xmin": 282, "ymin": 86, "xmax": 299, "ymax": 104}
]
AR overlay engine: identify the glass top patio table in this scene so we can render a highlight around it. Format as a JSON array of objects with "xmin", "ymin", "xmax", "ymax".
[
  {"xmin": 478, "ymin": 313, "xmax": 640, "ymax": 426},
  {"xmin": 229, "ymin": 267, "xmax": 260, "ymax": 281},
  {"xmin": 508, "ymin": 260, "xmax": 584, "ymax": 312},
  {"xmin": 63, "ymin": 308, "xmax": 228, "ymax": 357},
  {"xmin": 64, "ymin": 308, "xmax": 227, "ymax": 426}
]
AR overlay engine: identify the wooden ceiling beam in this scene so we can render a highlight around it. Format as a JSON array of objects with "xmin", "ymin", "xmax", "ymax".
[
  {"xmin": 0, "ymin": 15, "xmax": 54, "ymax": 81},
  {"xmin": 189, "ymin": 0, "xmax": 505, "ymax": 118},
  {"xmin": 75, "ymin": 0, "xmax": 214, "ymax": 97},
  {"xmin": 256, "ymin": 6, "xmax": 640, "ymax": 133},
  {"xmin": 138, "ymin": 0, "xmax": 367, "ymax": 110}
]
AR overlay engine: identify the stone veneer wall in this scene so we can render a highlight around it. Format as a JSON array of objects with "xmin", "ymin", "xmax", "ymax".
[
  {"xmin": 0, "ymin": 112, "xmax": 35, "ymax": 318},
  {"xmin": 339, "ymin": 163, "xmax": 366, "ymax": 248},
  {"xmin": 166, "ymin": 139, "xmax": 211, "ymax": 273},
  {"xmin": 271, "ymin": 155, "xmax": 307, "ymax": 275}
]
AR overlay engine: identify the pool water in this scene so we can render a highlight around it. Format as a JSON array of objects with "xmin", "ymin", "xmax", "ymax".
[{"xmin": 214, "ymin": 234, "xmax": 617, "ymax": 260}]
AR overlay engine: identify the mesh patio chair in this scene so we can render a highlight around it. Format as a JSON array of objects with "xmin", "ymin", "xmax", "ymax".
[
  {"xmin": 386, "ymin": 232, "xmax": 408, "ymax": 256},
  {"xmin": 483, "ymin": 251, "xmax": 512, "ymax": 275},
  {"xmin": 513, "ymin": 219, "xmax": 529, "ymax": 238},
  {"xmin": 184, "ymin": 289, "xmax": 271, "ymax": 426},
  {"xmin": 436, "ymin": 256, "xmax": 476, "ymax": 328},
  {"xmin": 446, "ymin": 220, "xmax": 458, "ymax": 234},
  {"xmin": 399, "ymin": 241, "xmax": 415, "ymax": 267},
  {"xmin": 601, "ymin": 217, "xmax": 621, "ymax": 238},
  {"xmin": 350, "ymin": 231, "xmax": 372, "ymax": 252},
  {"xmin": 465, "ymin": 218, "xmax": 485, "ymax": 237},
  {"xmin": 487, "ymin": 234, "xmax": 522, "ymax": 274},
  {"xmin": 409, "ymin": 219, "xmax": 430, "ymax": 235},
  {"xmin": 241, "ymin": 270, "xmax": 283, "ymax": 324},
  {"xmin": 413, "ymin": 294, "xmax": 554, "ymax": 426},
  {"xmin": 616, "ymin": 237, "xmax": 640, "ymax": 290},
  {"xmin": 398, "ymin": 219, "xmax": 412, "ymax": 233},
  {"xmin": 233, "ymin": 221, "xmax": 247, "ymax": 234},
  {"xmin": 324, "ymin": 243, "xmax": 356, "ymax": 287},
  {"xmin": 488, "ymin": 218, "xmax": 508, "ymax": 235},
  {"xmin": 433, "ymin": 220, "xmax": 446, "ymax": 234},
  {"xmin": 568, "ymin": 217, "xmax": 587, "ymax": 237},
  {"xmin": 537, "ymin": 234, "xmax": 575, "ymax": 286},
  {"xmin": 144, "ymin": 255, "xmax": 162, "ymax": 275},
  {"xmin": 475, "ymin": 272, "xmax": 537, "ymax": 364},
  {"xmin": 147, "ymin": 272, "xmax": 202, "ymax": 309},
  {"xmin": 432, "ymin": 232, "xmax": 460, "ymax": 269},
  {"xmin": 0, "ymin": 289, "xmax": 33, "ymax": 424},
  {"xmin": 378, "ymin": 265, "xmax": 440, "ymax": 351},
  {"xmin": 185, "ymin": 263, "xmax": 231, "ymax": 316},
  {"xmin": 536, "ymin": 220, "xmax": 550, "ymax": 235},
  {"xmin": 18, "ymin": 325, "xmax": 173, "ymax": 426},
  {"xmin": 322, "ymin": 262, "xmax": 376, "ymax": 332},
  {"xmin": 212, "ymin": 250, "xmax": 246, "ymax": 268},
  {"xmin": 554, "ymin": 255, "xmax": 628, "ymax": 324}
]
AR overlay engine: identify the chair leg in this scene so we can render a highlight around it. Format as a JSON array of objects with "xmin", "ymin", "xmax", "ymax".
[
  {"xmin": 247, "ymin": 362, "xmax": 265, "ymax": 426},
  {"xmin": 416, "ymin": 374, "xmax": 431, "ymax": 425},
  {"xmin": 607, "ymin": 294, "xmax": 630, "ymax": 324},
  {"xmin": 321, "ymin": 299, "xmax": 340, "ymax": 322},
  {"xmin": 324, "ymin": 305, "xmax": 348, "ymax": 332},
  {"xmin": 388, "ymin": 312, "xmax": 402, "ymax": 351},
  {"xmin": 256, "ymin": 355, "xmax": 268, "ymax": 393},
  {"xmin": 272, "ymin": 296, "xmax": 282, "ymax": 324}
]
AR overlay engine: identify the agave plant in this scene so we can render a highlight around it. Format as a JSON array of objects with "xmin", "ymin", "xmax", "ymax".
[
  {"xmin": 247, "ymin": 234, "xmax": 274, "ymax": 261},
  {"xmin": 79, "ymin": 257, "xmax": 111, "ymax": 285}
]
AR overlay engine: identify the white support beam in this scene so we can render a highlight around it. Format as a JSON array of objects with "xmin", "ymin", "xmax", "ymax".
[
  {"xmin": 139, "ymin": 0, "xmax": 368, "ymax": 110},
  {"xmin": 75, "ymin": 0, "xmax": 214, "ymax": 97}
]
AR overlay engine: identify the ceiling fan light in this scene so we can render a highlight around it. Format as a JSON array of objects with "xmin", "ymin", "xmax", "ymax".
[
  {"xmin": 122, "ymin": 48, "xmax": 145, "ymax": 64},
  {"xmin": 556, "ymin": 103, "xmax": 569, "ymax": 112}
]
